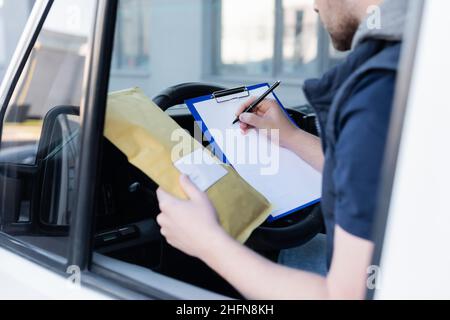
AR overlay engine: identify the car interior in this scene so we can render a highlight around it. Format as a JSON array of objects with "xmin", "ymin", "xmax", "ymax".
[
  {"xmin": 0, "ymin": 82, "xmax": 325, "ymax": 298},
  {"xmin": 96, "ymin": 83, "xmax": 326, "ymax": 298}
]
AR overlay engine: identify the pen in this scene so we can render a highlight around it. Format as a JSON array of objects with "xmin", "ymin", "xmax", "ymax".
[{"xmin": 232, "ymin": 80, "xmax": 281, "ymax": 125}]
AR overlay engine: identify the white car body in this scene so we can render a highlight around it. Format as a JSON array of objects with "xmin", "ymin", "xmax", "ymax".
[{"xmin": 0, "ymin": 247, "xmax": 108, "ymax": 299}]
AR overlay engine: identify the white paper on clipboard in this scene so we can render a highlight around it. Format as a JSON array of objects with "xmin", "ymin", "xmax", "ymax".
[{"xmin": 186, "ymin": 84, "xmax": 322, "ymax": 220}]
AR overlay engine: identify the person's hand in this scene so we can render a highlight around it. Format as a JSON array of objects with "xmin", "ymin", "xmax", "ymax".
[
  {"xmin": 236, "ymin": 97, "xmax": 299, "ymax": 148},
  {"xmin": 156, "ymin": 175, "xmax": 227, "ymax": 258}
]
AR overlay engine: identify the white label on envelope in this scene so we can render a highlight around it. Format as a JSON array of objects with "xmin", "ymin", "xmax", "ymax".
[{"xmin": 174, "ymin": 149, "xmax": 228, "ymax": 192}]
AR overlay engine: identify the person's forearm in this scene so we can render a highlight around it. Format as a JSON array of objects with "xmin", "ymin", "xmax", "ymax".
[
  {"xmin": 284, "ymin": 128, "xmax": 324, "ymax": 173},
  {"xmin": 203, "ymin": 231, "xmax": 330, "ymax": 300}
]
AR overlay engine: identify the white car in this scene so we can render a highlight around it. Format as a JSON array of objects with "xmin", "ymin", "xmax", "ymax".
[{"xmin": 0, "ymin": 0, "xmax": 448, "ymax": 300}]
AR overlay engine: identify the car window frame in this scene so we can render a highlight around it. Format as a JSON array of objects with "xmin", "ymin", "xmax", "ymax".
[{"xmin": 367, "ymin": 0, "xmax": 425, "ymax": 299}]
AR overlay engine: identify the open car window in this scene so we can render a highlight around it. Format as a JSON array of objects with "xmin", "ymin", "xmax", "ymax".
[{"xmin": 90, "ymin": 0, "xmax": 342, "ymax": 299}]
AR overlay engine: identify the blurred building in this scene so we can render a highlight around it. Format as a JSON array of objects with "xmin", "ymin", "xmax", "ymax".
[
  {"xmin": 108, "ymin": 0, "xmax": 344, "ymax": 107},
  {"xmin": 0, "ymin": 0, "xmax": 345, "ymax": 110}
]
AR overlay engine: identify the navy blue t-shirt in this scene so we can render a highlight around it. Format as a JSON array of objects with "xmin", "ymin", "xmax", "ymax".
[{"xmin": 320, "ymin": 70, "xmax": 396, "ymax": 266}]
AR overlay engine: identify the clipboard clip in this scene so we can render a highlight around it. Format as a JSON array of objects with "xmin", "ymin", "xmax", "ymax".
[{"xmin": 212, "ymin": 86, "xmax": 250, "ymax": 103}]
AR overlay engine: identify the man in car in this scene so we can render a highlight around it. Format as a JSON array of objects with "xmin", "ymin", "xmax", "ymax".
[{"xmin": 155, "ymin": 0, "xmax": 407, "ymax": 299}]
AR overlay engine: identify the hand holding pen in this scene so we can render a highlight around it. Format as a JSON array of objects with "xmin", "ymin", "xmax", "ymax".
[
  {"xmin": 232, "ymin": 81, "xmax": 281, "ymax": 124},
  {"xmin": 235, "ymin": 81, "xmax": 299, "ymax": 149}
]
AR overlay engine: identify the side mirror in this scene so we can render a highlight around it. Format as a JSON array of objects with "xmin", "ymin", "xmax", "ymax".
[{"xmin": 34, "ymin": 106, "xmax": 80, "ymax": 229}]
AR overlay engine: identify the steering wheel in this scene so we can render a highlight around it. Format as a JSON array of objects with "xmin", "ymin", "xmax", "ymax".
[{"xmin": 153, "ymin": 83, "xmax": 324, "ymax": 251}]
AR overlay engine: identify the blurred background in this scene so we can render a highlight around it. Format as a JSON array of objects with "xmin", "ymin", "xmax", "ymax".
[
  {"xmin": 0, "ymin": 0, "xmax": 344, "ymax": 107},
  {"xmin": 0, "ymin": 0, "xmax": 34, "ymax": 80},
  {"xmin": 107, "ymin": 0, "xmax": 345, "ymax": 107}
]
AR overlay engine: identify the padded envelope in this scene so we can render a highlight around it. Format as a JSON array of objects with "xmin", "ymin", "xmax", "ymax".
[{"xmin": 104, "ymin": 87, "xmax": 272, "ymax": 243}]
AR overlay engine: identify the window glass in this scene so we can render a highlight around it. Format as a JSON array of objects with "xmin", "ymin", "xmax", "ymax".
[
  {"xmin": 0, "ymin": 0, "xmax": 35, "ymax": 79},
  {"xmin": 107, "ymin": 0, "xmax": 343, "ymax": 109},
  {"xmin": 0, "ymin": 0, "xmax": 95, "ymax": 260}
]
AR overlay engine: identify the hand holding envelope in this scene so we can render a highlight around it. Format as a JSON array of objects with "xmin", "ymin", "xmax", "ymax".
[{"xmin": 104, "ymin": 87, "xmax": 272, "ymax": 243}]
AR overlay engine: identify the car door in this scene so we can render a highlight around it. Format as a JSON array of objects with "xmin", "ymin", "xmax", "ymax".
[
  {"xmin": 370, "ymin": 0, "xmax": 450, "ymax": 299},
  {"xmin": 0, "ymin": 0, "xmax": 115, "ymax": 299},
  {"xmin": 0, "ymin": 0, "xmax": 228, "ymax": 300}
]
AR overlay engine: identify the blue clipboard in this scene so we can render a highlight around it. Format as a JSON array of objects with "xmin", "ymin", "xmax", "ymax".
[{"xmin": 185, "ymin": 83, "xmax": 321, "ymax": 222}]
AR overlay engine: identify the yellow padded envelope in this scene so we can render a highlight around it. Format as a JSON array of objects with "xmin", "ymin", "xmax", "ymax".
[{"xmin": 104, "ymin": 87, "xmax": 272, "ymax": 243}]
